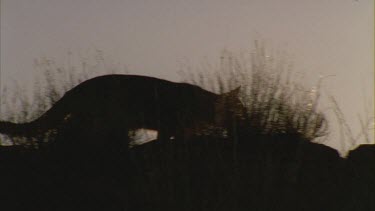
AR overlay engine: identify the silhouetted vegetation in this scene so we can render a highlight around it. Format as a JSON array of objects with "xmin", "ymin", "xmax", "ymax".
[
  {"xmin": 0, "ymin": 46, "xmax": 373, "ymax": 210},
  {"xmin": 180, "ymin": 41, "xmax": 328, "ymax": 141}
]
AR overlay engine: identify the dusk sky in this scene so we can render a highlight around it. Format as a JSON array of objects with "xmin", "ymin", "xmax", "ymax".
[{"xmin": 1, "ymin": 0, "xmax": 373, "ymax": 153}]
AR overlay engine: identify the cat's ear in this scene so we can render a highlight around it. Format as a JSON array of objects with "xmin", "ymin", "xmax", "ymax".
[{"xmin": 223, "ymin": 86, "xmax": 241, "ymax": 97}]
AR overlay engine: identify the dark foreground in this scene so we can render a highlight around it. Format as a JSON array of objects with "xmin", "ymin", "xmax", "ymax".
[{"xmin": 0, "ymin": 135, "xmax": 374, "ymax": 211}]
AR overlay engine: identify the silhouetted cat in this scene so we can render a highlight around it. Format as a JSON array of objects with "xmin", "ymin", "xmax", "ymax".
[{"xmin": 0, "ymin": 74, "xmax": 244, "ymax": 147}]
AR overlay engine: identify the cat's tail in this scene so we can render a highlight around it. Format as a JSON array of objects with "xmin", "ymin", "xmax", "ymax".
[
  {"xmin": 0, "ymin": 101, "xmax": 68, "ymax": 138},
  {"xmin": 0, "ymin": 89, "xmax": 75, "ymax": 139},
  {"xmin": 0, "ymin": 121, "xmax": 41, "ymax": 137}
]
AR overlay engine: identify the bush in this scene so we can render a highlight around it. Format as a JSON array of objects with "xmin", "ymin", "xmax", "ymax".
[{"xmin": 180, "ymin": 41, "xmax": 328, "ymax": 141}]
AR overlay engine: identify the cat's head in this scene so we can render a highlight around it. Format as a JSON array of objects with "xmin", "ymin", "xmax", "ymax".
[{"xmin": 214, "ymin": 87, "xmax": 247, "ymax": 127}]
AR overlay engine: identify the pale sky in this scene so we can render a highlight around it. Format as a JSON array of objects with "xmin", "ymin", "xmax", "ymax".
[{"xmin": 0, "ymin": 0, "xmax": 374, "ymax": 153}]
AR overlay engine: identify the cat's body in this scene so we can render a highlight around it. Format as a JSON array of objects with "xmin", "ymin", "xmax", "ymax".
[{"xmin": 0, "ymin": 74, "xmax": 243, "ymax": 147}]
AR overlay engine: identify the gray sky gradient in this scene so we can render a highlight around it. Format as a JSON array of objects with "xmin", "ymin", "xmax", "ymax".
[{"xmin": 1, "ymin": 0, "xmax": 374, "ymax": 153}]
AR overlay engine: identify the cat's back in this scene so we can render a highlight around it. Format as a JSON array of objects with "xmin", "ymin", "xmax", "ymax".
[
  {"xmin": 63, "ymin": 74, "xmax": 217, "ymax": 104},
  {"xmin": 64, "ymin": 74, "xmax": 176, "ymax": 96},
  {"xmin": 74, "ymin": 74, "xmax": 211, "ymax": 94},
  {"xmin": 76, "ymin": 74, "xmax": 174, "ymax": 88}
]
